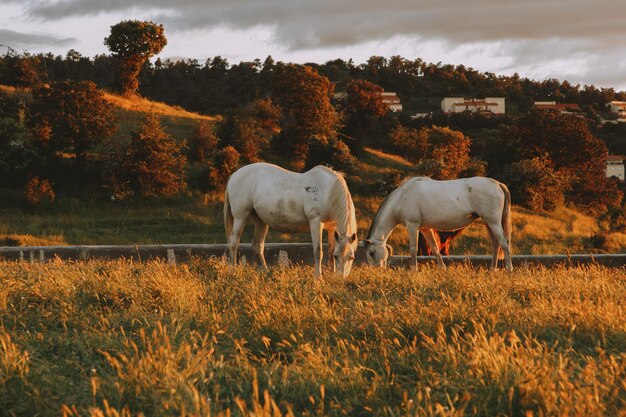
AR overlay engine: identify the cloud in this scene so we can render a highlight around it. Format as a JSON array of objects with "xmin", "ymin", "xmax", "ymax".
[
  {"xmin": 0, "ymin": 29, "xmax": 76, "ymax": 49},
  {"xmin": 24, "ymin": 0, "xmax": 626, "ymax": 48},
  {"xmin": 16, "ymin": 0, "xmax": 626, "ymax": 89}
]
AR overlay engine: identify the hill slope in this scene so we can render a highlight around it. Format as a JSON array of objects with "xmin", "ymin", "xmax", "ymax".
[{"xmin": 0, "ymin": 86, "xmax": 622, "ymax": 253}]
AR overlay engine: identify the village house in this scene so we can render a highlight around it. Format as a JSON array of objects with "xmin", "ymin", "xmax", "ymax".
[
  {"xmin": 606, "ymin": 155, "xmax": 625, "ymax": 181},
  {"xmin": 441, "ymin": 97, "xmax": 505, "ymax": 115},
  {"xmin": 607, "ymin": 101, "xmax": 626, "ymax": 122},
  {"xmin": 332, "ymin": 90, "xmax": 403, "ymax": 112},
  {"xmin": 533, "ymin": 101, "xmax": 582, "ymax": 115},
  {"xmin": 380, "ymin": 91, "xmax": 403, "ymax": 112}
]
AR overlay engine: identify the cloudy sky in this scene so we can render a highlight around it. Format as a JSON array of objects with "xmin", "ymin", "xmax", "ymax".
[{"xmin": 2, "ymin": 0, "xmax": 626, "ymax": 90}]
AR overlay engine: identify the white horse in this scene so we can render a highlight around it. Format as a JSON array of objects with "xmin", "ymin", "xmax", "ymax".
[
  {"xmin": 363, "ymin": 176, "xmax": 513, "ymax": 271},
  {"xmin": 224, "ymin": 163, "xmax": 358, "ymax": 276}
]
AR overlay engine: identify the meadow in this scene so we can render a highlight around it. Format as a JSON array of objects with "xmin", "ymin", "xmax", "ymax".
[{"xmin": 0, "ymin": 259, "xmax": 624, "ymax": 416}]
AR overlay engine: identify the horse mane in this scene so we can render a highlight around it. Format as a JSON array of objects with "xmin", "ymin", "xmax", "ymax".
[
  {"xmin": 323, "ymin": 168, "xmax": 356, "ymax": 235},
  {"xmin": 367, "ymin": 176, "xmax": 414, "ymax": 239}
]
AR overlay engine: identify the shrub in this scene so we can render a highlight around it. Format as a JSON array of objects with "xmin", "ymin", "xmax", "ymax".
[
  {"xmin": 305, "ymin": 137, "xmax": 356, "ymax": 174},
  {"xmin": 209, "ymin": 146, "xmax": 240, "ymax": 192},
  {"xmin": 24, "ymin": 176, "xmax": 55, "ymax": 206}
]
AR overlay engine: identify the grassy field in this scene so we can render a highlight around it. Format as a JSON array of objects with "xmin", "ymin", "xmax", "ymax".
[
  {"xmin": 0, "ymin": 259, "xmax": 624, "ymax": 416},
  {"xmin": 1, "ymin": 186, "xmax": 624, "ymax": 255}
]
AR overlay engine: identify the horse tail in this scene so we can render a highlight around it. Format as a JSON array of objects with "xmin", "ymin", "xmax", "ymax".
[
  {"xmin": 499, "ymin": 182, "xmax": 512, "ymax": 260},
  {"xmin": 224, "ymin": 187, "xmax": 233, "ymax": 241}
]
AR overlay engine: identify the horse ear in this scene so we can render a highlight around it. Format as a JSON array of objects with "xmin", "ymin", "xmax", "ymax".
[
  {"xmin": 350, "ymin": 233, "xmax": 357, "ymax": 243},
  {"xmin": 359, "ymin": 239, "xmax": 372, "ymax": 247},
  {"xmin": 385, "ymin": 244, "xmax": 394, "ymax": 257},
  {"xmin": 334, "ymin": 230, "xmax": 340, "ymax": 240}
]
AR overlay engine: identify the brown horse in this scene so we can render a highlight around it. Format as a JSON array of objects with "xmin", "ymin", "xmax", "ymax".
[{"xmin": 417, "ymin": 229, "xmax": 464, "ymax": 256}]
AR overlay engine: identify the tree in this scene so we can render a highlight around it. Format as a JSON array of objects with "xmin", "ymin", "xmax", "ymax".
[
  {"xmin": 13, "ymin": 56, "xmax": 41, "ymax": 89},
  {"xmin": 0, "ymin": 92, "xmax": 36, "ymax": 184},
  {"xmin": 30, "ymin": 80, "xmax": 116, "ymax": 175},
  {"xmin": 425, "ymin": 126, "xmax": 471, "ymax": 179},
  {"xmin": 343, "ymin": 79, "xmax": 387, "ymax": 149},
  {"xmin": 272, "ymin": 63, "xmax": 339, "ymax": 168},
  {"xmin": 502, "ymin": 156, "xmax": 571, "ymax": 211},
  {"xmin": 217, "ymin": 98, "xmax": 280, "ymax": 163},
  {"xmin": 104, "ymin": 20, "xmax": 167, "ymax": 96},
  {"xmin": 346, "ymin": 79, "xmax": 387, "ymax": 117},
  {"xmin": 209, "ymin": 146, "xmax": 240, "ymax": 191},
  {"xmin": 388, "ymin": 124, "xmax": 428, "ymax": 159},
  {"xmin": 305, "ymin": 137, "xmax": 356, "ymax": 174},
  {"xmin": 190, "ymin": 121, "xmax": 218, "ymax": 163},
  {"xmin": 389, "ymin": 125, "xmax": 471, "ymax": 179},
  {"xmin": 517, "ymin": 109, "xmax": 617, "ymax": 210},
  {"xmin": 120, "ymin": 114, "xmax": 187, "ymax": 197}
]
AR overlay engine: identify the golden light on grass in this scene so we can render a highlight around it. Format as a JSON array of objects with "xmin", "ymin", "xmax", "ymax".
[
  {"xmin": 102, "ymin": 92, "xmax": 218, "ymax": 121},
  {"xmin": 0, "ymin": 259, "xmax": 624, "ymax": 416}
]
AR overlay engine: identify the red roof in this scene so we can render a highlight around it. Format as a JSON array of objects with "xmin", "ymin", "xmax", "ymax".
[
  {"xmin": 607, "ymin": 155, "xmax": 624, "ymax": 162},
  {"xmin": 534, "ymin": 103, "xmax": 581, "ymax": 111},
  {"xmin": 454, "ymin": 100, "xmax": 498, "ymax": 107}
]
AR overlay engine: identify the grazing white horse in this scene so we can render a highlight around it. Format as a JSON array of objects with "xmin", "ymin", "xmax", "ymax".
[
  {"xmin": 224, "ymin": 163, "xmax": 358, "ymax": 277},
  {"xmin": 363, "ymin": 176, "xmax": 513, "ymax": 271}
]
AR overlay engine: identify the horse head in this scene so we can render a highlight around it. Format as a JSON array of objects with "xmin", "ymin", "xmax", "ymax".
[
  {"xmin": 334, "ymin": 230, "xmax": 358, "ymax": 276},
  {"xmin": 360, "ymin": 239, "xmax": 393, "ymax": 268}
]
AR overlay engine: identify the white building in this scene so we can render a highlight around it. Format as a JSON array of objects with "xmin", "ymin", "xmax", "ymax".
[
  {"xmin": 441, "ymin": 97, "xmax": 505, "ymax": 114},
  {"xmin": 380, "ymin": 92, "xmax": 403, "ymax": 112},
  {"xmin": 607, "ymin": 101, "xmax": 626, "ymax": 122},
  {"xmin": 534, "ymin": 101, "xmax": 582, "ymax": 115},
  {"xmin": 606, "ymin": 155, "xmax": 625, "ymax": 181}
]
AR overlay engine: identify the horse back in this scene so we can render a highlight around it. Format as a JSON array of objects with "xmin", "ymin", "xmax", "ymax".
[{"xmin": 406, "ymin": 177, "xmax": 505, "ymax": 229}]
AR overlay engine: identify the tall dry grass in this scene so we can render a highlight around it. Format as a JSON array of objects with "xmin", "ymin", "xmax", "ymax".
[{"xmin": 0, "ymin": 259, "xmax": 624, "ymax": 416}]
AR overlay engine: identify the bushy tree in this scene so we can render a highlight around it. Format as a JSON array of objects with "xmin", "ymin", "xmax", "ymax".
[
  {"xmin": 388, "ymin": 124, "xmax": 428, "ymax": 160},
  {"xmin": 502, "ymin": 156, "xmax": 571, "ymax": 211},
  {"xmin": 105, "ymin": 20, "xmax": 167, "ymax": 96},
  {"xmin": 272, "ymin": 64, "xmax": 339, "ymax": 167},
  {"xmin": 190, "ymin": 121, "xmax": 218, "ymax": 163},
  {"xmin": 390, "ymin": 125, "xmax": 471, "ymax": 179},
  {"xmin": 24, "ymin": 176, "xmax": 55, "ymax": 207},
  {"xmin": 12, "ymin": 56, "xmax": 41, "ymax": 89},
  {"xmin": 30, "ymin": 80, "xmax": 116, "ymax": 175},
  {"xmin": 305, "ymin": 137, "xmax": 356, "ymax": 174},
  {"xmin": 119, "ymin": 114, "xmax": 187, "ymax": 197},
  {"xmin": 209, "ymin": 146, "xmax": 240, "ymax": 191},
  {"xmin": 517, "ymin": 109, "xmax": 618, "ymax": 211},
  {"xmin": 343, "ymin": 79, "xmax": 388, "ymax": 150},
  {"xmin": 219, "ymin": 98, "xmax": 281, "ymax": 163},
  {"xmin": 0, "ymin": 93, "xmax": 36, "ymax": 184},
  {"xmin": 425, "ymin": 126, "xmax": 471, "ymax": 179}
]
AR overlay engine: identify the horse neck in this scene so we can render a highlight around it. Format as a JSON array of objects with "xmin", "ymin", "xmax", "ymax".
[
  {"xmin": 326, "ymin": 177, "xmax": 356, "ymax": 236},
  {"xmin": 368, "ymin": 193, "xmax": 399, "ymax": 243}
]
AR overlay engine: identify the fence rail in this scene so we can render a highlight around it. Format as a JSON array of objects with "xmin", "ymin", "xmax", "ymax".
[{"xmin": 0, "ymin": 243, "xmax": 624, "ymax": 268}]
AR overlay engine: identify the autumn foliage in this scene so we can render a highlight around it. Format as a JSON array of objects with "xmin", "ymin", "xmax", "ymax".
[{"xmin": 117, "ymin": 114, "xmax": 187, "ymax": 197}]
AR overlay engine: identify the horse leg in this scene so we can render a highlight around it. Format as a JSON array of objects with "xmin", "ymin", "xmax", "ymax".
[
  {"xmin": 327, "ymin": 225, "xmax": 336, "ymax": 272},
  {"xmin": 485, "ymin": 225, "xmax": 500, "ymax": 269},
  {"xmin": 423, "ymin": 229, "xmax": 447, "ymax": 269},
  {"xmin": 407, "ymin": 222, "xmax": 420, "ymax": 269},
  {"xmin": 309, "ymin": 219, "xmax": 324, "ymax": 277},
  {"xmin": 486, "ymin": 222, "xmax": 513, "ymax": 271},
  {"xmin": 251, "ymin": 214, "xmax": 269, "ymax": 269},
  {"xmin": 227, "ymin": 216, "xmax": 248, "ymax": 265}
]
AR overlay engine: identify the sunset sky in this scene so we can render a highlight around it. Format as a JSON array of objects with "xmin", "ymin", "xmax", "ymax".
[{"xmin": 2, "ymin": 0, "xmax": 626, "ymax": 90}]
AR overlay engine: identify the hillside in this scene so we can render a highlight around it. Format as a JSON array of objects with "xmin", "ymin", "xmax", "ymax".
[{"xmin": 0, "ymin": 86, "xmax": 623, "ymax": 253}]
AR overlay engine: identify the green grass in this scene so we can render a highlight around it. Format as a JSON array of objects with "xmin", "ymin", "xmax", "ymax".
[
  {"xmin": 0, "ymin": 260, "xmax": 624, "ymax": 416},
  {"xmin": 0, "ymin": 187, "xmax": 621, "ymax": 254}
]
